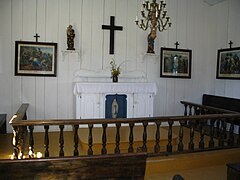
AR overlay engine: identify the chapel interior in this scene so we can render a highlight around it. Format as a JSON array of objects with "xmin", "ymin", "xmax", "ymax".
[{"xmin": 0, "ymin": 0, "xmax": 240, "ymax": 179}]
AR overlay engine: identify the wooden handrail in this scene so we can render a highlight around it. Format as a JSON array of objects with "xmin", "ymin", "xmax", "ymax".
[
  {"xmin": 9, "ymin": 103, "xmax": 29, "ymax": 124},
  {"xmin": 10, "ymin": 113, "xmax": 240, "ymax": 127},
  {"xmin": 180, "ymin": 101, "xmax": 238, "ymax": 114}
]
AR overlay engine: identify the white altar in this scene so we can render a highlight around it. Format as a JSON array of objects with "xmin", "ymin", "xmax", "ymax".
[{"xmin": 73, "ymin": 82, "xmax": 157, "ymax": 119}]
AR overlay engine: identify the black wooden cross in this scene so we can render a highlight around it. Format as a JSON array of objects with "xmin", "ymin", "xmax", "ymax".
[
  {"xmin": 229, "ymin": 40, "xmax": 233, "ymax": 49},
  {"xmin": 175, "ymin": 41, "xmax": 179, "ymax": 49},
  {"xmin": 34, "ymin": 33, "xmax": 40, "ymax": 42},
  {"xmin": 102, "ymin": 16, "xmax": 123, "ymax": 54}
]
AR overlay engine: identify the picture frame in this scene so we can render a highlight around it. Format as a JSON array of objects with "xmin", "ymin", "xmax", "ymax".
[
  {"xmin": 160, "ymin": 47, "xmax": 192, "ymax": 78},
  {"xmin": 15, "ymin": 41, "xmax": 57, "ymax": 77},
  {"xmin": 216, "ymin": 47, "xmax": 240, "ymax": 80}
]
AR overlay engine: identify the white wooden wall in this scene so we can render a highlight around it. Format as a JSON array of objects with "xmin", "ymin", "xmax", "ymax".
[{"xmin": 0, "ymin": 0, "xmax": 240, "ymax": 132}]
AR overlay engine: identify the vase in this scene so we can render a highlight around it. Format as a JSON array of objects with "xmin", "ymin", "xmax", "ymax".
[{"xmin": 112, "ymin": 75, "xmax": 118, "ymax": 83}]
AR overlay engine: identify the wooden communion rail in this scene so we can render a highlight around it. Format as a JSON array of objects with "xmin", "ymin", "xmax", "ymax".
[
  {"xmin": 9, "ymin": 104, "xmax": 240, "ymax": 159},
  {"xmin": 1, "ymin": 94, "xmax": 240, "ymax": 179}
]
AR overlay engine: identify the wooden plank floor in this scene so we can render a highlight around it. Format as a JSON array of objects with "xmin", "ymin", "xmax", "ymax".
[{"xmin": 0, "ymin": 127, "xmax": 239, "ymax": 180}]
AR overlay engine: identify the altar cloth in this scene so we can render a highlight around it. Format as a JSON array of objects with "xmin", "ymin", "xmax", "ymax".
[{"xmin": 73, "ymin": 82, "xmax": 157, "ymax": 95}]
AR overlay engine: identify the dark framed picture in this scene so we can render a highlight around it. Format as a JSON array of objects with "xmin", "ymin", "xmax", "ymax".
[
  {"xmin": 15, "ymin": 41, "xmax": 57, "ymax": 77},
  {"xmin": 216, "ymin": 47, "xmax": 240, "ymax": 80},
  {"xmin": 160, "ymin": 47, "xmax": 192, "ymax": 78}
]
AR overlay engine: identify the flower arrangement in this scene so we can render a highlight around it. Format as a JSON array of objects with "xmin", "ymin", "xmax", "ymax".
[{"xmin": 110, "ymin": 59, "xmax": 120, "ymax": 77}]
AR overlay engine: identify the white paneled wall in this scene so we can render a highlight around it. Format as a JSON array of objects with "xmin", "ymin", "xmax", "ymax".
[{"xmin": 0, "ymin": 0, "xmax": 240, "ymax": 132}]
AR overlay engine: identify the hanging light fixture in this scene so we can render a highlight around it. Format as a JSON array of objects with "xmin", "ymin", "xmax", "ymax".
[{"xmin": 135, "ymin": 0, "xmax": 171, "ymax": 54}]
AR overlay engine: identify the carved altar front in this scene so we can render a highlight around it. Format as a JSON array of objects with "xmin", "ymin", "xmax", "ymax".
[{"xmin": 73, "ymin": 82, "xmax": 157, "ymax": 119}]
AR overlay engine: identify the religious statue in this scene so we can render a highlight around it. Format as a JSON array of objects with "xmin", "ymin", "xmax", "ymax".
[
  {"xmin": 147, "ymin": 29, "xmax": 157, "ymax": 53},
  {"xmin": 147, "ymin": 1, "xmax": 158, "ymax": 54},
  {"xmin": 67, "ymin": 25, "xmax": 75, "ymax": 50}
]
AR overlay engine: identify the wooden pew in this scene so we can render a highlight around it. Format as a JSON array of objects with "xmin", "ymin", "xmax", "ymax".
[
  {"xmin": 202, "ymin": 94, "xmax": 240, "ymax": 125},
  {"xmin": 0, "ymin": 153, "xmax": 147, "ymax": 180}
]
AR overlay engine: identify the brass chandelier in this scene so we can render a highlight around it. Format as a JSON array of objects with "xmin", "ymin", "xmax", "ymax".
[{"xmin": 135, "ymin": 0, "xmax": 171, "ymax": 54}]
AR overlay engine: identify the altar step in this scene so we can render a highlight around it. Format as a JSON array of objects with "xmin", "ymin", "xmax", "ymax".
[{"xmin": 78, "ymin": 125, "xmax": 178, "ymax": 155}]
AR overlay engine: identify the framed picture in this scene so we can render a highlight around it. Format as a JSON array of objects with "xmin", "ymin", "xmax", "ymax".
[
  {"xmin": 15, "ymin": 41, "xmax": 57, "ymax": 76},
  {"xmin": 216, "ymin": 47, "xmax": 240, "ymax": 80},
  {"xmin": 160, "ymin": 47, "xmax": 192, "ymax": 78}
]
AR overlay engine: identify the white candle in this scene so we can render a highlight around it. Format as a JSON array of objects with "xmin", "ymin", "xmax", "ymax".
[{"xmin": 136, "ymin": 16, "xmax": 138, "ymax": 21}]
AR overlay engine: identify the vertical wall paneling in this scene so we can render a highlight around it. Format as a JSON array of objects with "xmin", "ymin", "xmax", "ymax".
[
  {"xmin": 44, "ymin": 0, "xmax": 59, "ymax": 121},
  {"xmin": 174, "ymin": 0, "xmax": 188, "ymax": 115},
  {"xmin": 125, "ymin": 0, "xmax": 138, "ymax": 72},
  {"xmin": 1, "ymin": 0, "xmax": 240, "ymax": 132},
  {"xmin": 11, "ymin": 0, "xmax": 24, "ymax": 131},
  {"xmin": 214, "ymin": 1, "xmax": 229, "ymax": 96},
  {"xmin": 136, "ymin": 0, "xmax": 147, "ymax": 73},
  {"xmin": 35, "ymin": 0, "xmax": 47, "ymax": 122},
  {"xmin": 81, "ymin": 0, "xmax": 93, "ymax": 69},
  {"xmin": 0, "ymin": 0, "xmax": 12, "ymax": 132},
  {"xmin": 164, "ymin": 0, "xmax": 177, "ymax": 115},
  {"xmin": 224, "ymin": 0, "xmax": 240, "ymax": 98},
  {"xmin": 57, "ymin": 0, "xmax": 70, "ymax": 119},
  {"xmin": 91, "ymin": 0, "xmax": 104, "ymax": 71},
  {"xmin": 22, "ymin": 0, "xmax": 37, "ymax": 121},
  {"xmin": 115, "ymin": 0, "xmax": 127, "ymax": 67},
  {"xmin": 68, "ymin": 0, "xmax": 83, "ymax": 117}
]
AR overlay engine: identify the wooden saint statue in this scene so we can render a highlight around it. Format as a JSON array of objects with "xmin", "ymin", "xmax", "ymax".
[{"xmin": 67, "ymin": 25, "xmax": 75, "ymax": 50}]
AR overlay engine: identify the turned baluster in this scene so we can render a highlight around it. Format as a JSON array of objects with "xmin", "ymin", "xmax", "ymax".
[
  {"xmin": 178, "ymin": 121, "xmax": 184, "ymax": 152},
  {"xmin": 154, "ymin": 121, "xmax": 161, "ymax": 153},
  {"xmin": 216, "ymin": 119, "xmax": 220, "ymax": 136},
  {"xmin": 222, "ymin": 120, "xmax": 227, "ymax": 139},
  {"xmin": 88, "ymin": 124, "xmax": 93, "ymax": 155},
  {"xmin": 188, "ymin": 121, "xmax": 195, "ymax": 150},
  {"xmin": 128, "ymin": 123, "xmax": 134, "ymax": 153},
  {"xmin": 189, "ymin": 105, "xmax": 192, "ymax": 116},
  {"xmin": 142, "ymin": 122, "xmax": 148, "ymax": 152},
  {"xmin": 115, "ymin": 123, "xmax": 121, "ymax": 154},
  {"xmin": 101, "ymin": 123, "xmax": 107, "ymax": 155},
  {"xmin": 183, "ymin": 104, "xmax": 188, "ymax": 125},
  {"xmin": 29, "ymin": 126, "xmax": 34, "ymax": 158},
  {"xmin": 194, "ymin": 107, "xmax": 200, "ymax": 128},
  {"xmin": 218, "ymin": 120, "xmax": 225, "ymax": 147},
  {"xmin": 228, "ymin": 121, "xmax": 234, "ymax": 146},
  {"xmin": 73, "ymin": 125, "xmax": 79, "ymax": 156},
  {"xmin": 12, "ymin": 126, "xmax": 19, "ymax": 159},
  {"xmin": 199, "ymin": 120, "xmax": 205, "ymax": 149},
  {"xmin": 184, "ymin": 104, "xmax": 188, "ymax": 116},
  {"xmin": 44, "ymin": 125, "xmax": 49, "ymax": 157},
  {"xmin": 209, "ymin": 120, "xmax": 215, "ymax": 148},
  {"xmin": 59, "ymin": 125, "xmax": 64, "ymax": 157},
  {"xmin": 237, "ymin": 126, "xmax": 240, "ymax": 145},
  {"xmin": 167, "ymin": 121, "xmax": 173, "ymax": 152},
  {"xmin": 194, "ymin": 106, "xmax": 200, "ymax": 115}
]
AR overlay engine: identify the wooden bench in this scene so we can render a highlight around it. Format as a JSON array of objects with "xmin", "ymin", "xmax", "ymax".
[
  {"xmin": 202, "ymin": 94, "xmax": 240, "ymax": 125},
  {"xmin": 0, "ymin": 153, "xmax": 147, "ymax": 179},
  {"xmin": 0, "ymin": 114, "xmax": 6, "ymax": 134}
]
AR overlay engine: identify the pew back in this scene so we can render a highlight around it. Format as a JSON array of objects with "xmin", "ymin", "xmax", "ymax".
[
  {"xmin": 0, "ymin": 153, "xmax": 147, "ymax": 180},
  {"xmin": 202, "ymin": 94, "xmax": 240, "ymax": 125}
]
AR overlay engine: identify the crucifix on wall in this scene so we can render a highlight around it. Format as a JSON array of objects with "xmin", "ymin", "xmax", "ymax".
[
  {"xmin": 34, "ymin": 33, "xmax": 40, "ymax": 42},
  {"xmin": 102, "ymin": 16, "xmax": 123, "ymax": 54}
]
